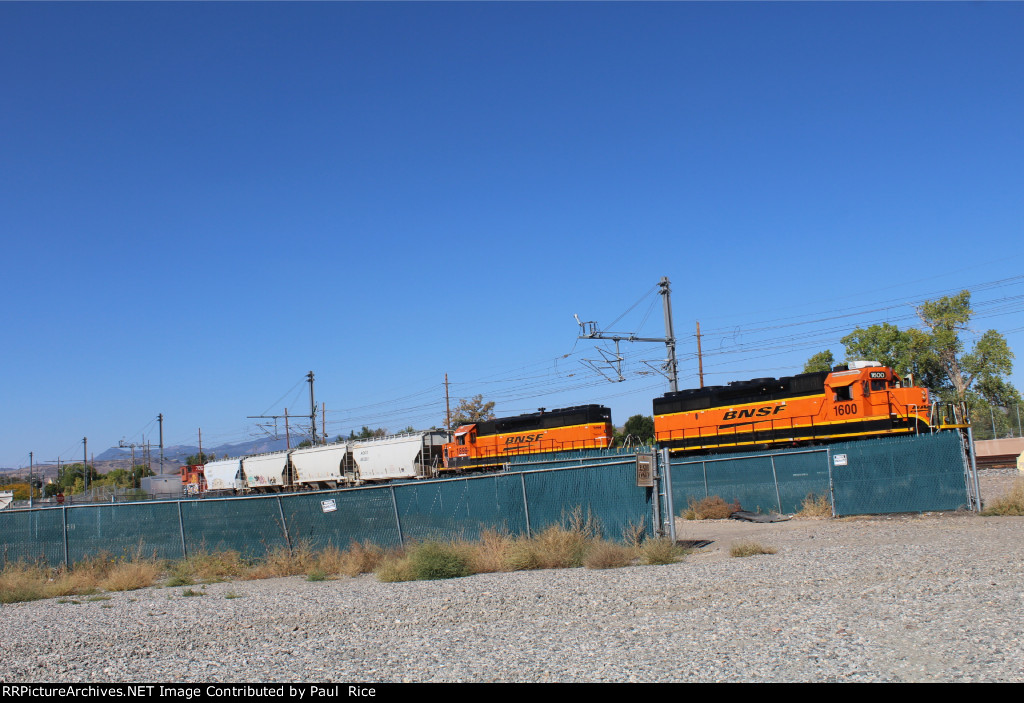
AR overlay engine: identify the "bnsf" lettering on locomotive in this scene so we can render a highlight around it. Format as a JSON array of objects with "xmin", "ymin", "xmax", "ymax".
[
  {"xmin": 505, "ymin": 433, "xmax": 545, "ymax": 444},
  {"xmin": 722, "ymin": 406, "xmax": 787, "ymax": 421}
]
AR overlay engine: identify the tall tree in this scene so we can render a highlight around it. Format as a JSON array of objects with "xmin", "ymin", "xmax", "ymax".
[
  {"xmin": 802, "ymin": 350, "xmax": 835, "ymax": 373},
  {"xmin": 450, "ymin": 394, "xmax": 496, "ymax": 427},
  {"xmin": 804, "ymin": 291, "xmax": 1018, "ymax": 406}
]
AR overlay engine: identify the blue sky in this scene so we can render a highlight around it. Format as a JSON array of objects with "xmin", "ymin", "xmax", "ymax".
[{"xmin": 3, "ymin": 2, "xmax": 1023, "ymax": 468}]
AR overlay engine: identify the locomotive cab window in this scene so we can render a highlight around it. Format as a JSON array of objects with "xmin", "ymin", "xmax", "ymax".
[
  {"xmin": 833, "ymin": 386, "xmax": 853, "ymax": 401},
  {"xmin": 871, "ymin": 380, "xmax": 887, "ymax": 392}
]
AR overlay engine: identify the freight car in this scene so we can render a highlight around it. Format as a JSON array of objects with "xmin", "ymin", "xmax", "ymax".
[
  {"xmin": 194, "ymin": 430, "xmax": 449, "ymax": 494},
  {"xmin": 653, "ymin": 361, "xmax": 932, "ymax": 454},
  {"xmin": 441, "ymin": 404, "xmax": 613, "ymax": 472}
]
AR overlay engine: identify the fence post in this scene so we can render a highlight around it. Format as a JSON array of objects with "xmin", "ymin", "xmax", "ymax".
[
  {"xmin": 177, "ymin": 500, "xmax": 188, "ymax": 559},
  {"xmin": 62, "ymin": 505, "xmax": 69, "ymax": 568},
  {"xmin": 390, "ymin": 485, "xmax": 404, "ymax": 547},
  {"xmin": 520, "ymin": 472, "xmax": 532, "ymax": 539},
  {"xmin": 769, "ymin": 455, "xmax": 782, "ymax": 514},
  {"xmin": 701, "ymin": 460, "xmax": 709, "ymax": 498},
  {"xmin": 966, "ymin": 427, "xmax": 982, "ymax": 512},
  {"xmin": 661, "ymin": 449, "xmax": 676, "ymax": 542},
  {"xmin": 652, "ymin": 455, "xmax": 662, "ymax": 537},
  {"xmin": 276, "ymin": 496, "xmax": 292, "ymax": 552},
  {"xmin": 825, "ymin": 448, "xmax": 837, "ymax": 517}
]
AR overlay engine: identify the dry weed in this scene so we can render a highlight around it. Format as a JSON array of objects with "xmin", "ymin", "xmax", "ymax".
[
  {"xmin": 729, "ymin": 540, "xmax": 777, "ymax": 558},
  {"xmin": 682, "ymin": 496, "xmax": 740, "ymax": 520},
  {"xmin": 463, "ymin": 529, "xmax": 513, "ymax": 574},
  {"xmin": 639, "ymin": 537, "xmax": 687, "ymax": 565},
  {"xmin": 797, "ymin": 493, "xmax": 833, "ymax": 518},
  {"xmin": 337, "ymin": 541, "xmax": 386, "ymax": 577},
  {"xmin": 98, "ymin": 560, "xmax": 162, "ymax": 592},
  {"xmin": 583, "ymin": 540, "xmax": 636, "ymax": 569},
  {"xmin": 981, "ymin": 479, "xmax": 1024, "ymax": 516}
]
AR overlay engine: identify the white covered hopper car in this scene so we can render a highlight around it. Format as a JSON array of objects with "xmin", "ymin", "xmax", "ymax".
[{"xmin": 199, "ymin": 430, "xmax": 449, "ymax": 494}]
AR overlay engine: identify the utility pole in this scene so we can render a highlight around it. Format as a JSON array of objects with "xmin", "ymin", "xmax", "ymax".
[
  {"xmin": 29, "ymin": 451, "xmax": 33, "ymax": 508},
  {"xmin": 83, "ymin": 437, "xmax": 88, "ymax": 493},
  {"xmin": 575, "ymin": 276, "xmax": 680, "ymax": 392},
  {"xmin": 285, "ymin": 409, "xmax": 291, "ymax": 451},
  {"xmin": 445, "ymin": 373, "xmax": 452, "ymax": 430},
  {"xmin": 695, "ymin": 320, "xmax": 705, "ymax": 389},
  {"xmin": 198, "ymin": 428, "xmax": 203, "ymax": 465},
  {"xmin": 158, "ymin": 413, "xmax": 164, "ymax": 473}
]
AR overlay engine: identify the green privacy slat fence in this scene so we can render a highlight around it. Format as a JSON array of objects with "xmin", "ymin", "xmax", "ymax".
[
  {"xmin": 181, "ymin": 496, "xmax": 290, "ymax": 560},
  {"xmin": 830, "ymin": 431, "xmax": 971, "ymax": 515},
  {"xmin": 0, "ymin": 456, "xmax": 652, "ymax": 568},
  {"xmin": 279, "ymin": 488, "xmax": 404, "ymax": 551},
  {"xmin": 522, "ymin": 461, "xmax": 652, "ymax": 541},
  {"xmin": 0, "ymin": 508, "xmax": 66, "ymax": 567},
  {"xmin": 0, "ymin": 435, "xmax": 971, "ymax": 569},
  {"xmin": 671, "ymin": 448, "xmax": 831, "ymax": 515},
  {"xmin": 669, "ymin": 431, "xmax": 971, "ymax": 517}
]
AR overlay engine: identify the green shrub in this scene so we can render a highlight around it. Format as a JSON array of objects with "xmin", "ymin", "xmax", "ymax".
[{"xmin": 407, "ymin": 541, "xmax": 471, "ymax": 580}]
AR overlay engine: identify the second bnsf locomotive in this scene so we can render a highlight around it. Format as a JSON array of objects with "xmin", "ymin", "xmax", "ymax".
[
  {"xmin": 653, "ymin": 361, "xmax": 931, "ymax": 454},
  {"xmin": 442, "ymin": 404, "xmax": 613, "ymax": 471}
]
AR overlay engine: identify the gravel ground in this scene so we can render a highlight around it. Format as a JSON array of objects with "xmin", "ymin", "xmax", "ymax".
[{"xmin": 2, "ymin": 470, "xmax": 1022, "ymax": 683}]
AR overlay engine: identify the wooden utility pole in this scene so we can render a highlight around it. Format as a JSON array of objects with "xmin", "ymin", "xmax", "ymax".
[
  {"xmin": 285, "ymin": 409, "xmax": 291, "ymax": 451},
  {"xmin": 198, "ymin": 428, "xmax": 203, "ymax": 465},
  {"xmin": 444, "ymin": 373, "xmax": 452, "ymax": 430}
]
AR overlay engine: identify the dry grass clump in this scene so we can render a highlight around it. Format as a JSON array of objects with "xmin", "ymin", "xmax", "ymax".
[
  {"xmin": 583, "ymin": 540, "xmax": 637, "ymax": 569},
  {"xmin": 639, "ymin": 537, "xmax": 688, "ymax": 565},
  {"xmin": 461, "ymin": 529, "xmax": 513, "ymax": 574},
  {"xmin": 729, "ymin": 540, "xmax": 777, "ymax": 558},
  {"xmin": 167, "ymin": 549, "xmax": 248, "ymax": 586},
  {"xmin": 505, "ymin": 524, "xmax": 593, "ymax": 570},
  {"xmin": 98, "ymin": 559, "xmax": 162, "ymax": 592},
  {"xmin": 682, "ymin": 496, "xmax": 740, "ymax": 520},
  {"xmin": 375, "ymin": 550, "xmax": 414, "ymax": 583},
  {"xmin": 981, "ymin": 479, "xmax": 1024, "ymax": 516},
  {"xmin": 797, "ymin": 493, "xmax": 833, "ymax": 518},
  {"xmin": 0, "ymin": 563, "xmax": 52, "ymax": 603},
  {"xmin": 335, "ymin": 541, "xmax": 387, "ymax": 577},
  {"xmin": 245, "ymin": 541, "xmax": 318, "ymax": 580}
]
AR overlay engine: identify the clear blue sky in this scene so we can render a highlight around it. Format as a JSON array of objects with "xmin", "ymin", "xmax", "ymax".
[{"xmin": 3, "ymin": 2, "xmax": 1023, "ymax": 468}]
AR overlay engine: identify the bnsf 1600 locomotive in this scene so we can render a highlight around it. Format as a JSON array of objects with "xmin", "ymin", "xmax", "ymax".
[
  {"xmin": 442, "ymin": 404, "xmax": 613, "ymax": 471},
  {"xmin": 654, "ymin": 361, "xmax": 931, "ymax": 454}
]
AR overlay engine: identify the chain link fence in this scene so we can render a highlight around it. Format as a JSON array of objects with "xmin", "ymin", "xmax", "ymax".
[
  {"xmin": 668, "ymin": 431, "xmax": 974, "ymax": 518},
  {"xmin": 0, "ymin": 455, "xmax": 653, "ymax": 569},
  {"xmin": 0, "ymin": 432, "xmax": 975, "ymax": 569},
  {"xmin": 970, "ymin": 403, "xmax": 1024, "ymax": 441}
]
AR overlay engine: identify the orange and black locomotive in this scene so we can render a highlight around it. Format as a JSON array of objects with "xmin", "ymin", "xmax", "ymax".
[
  {"xmin": 653, "ymin": 362, "xmax": 931, "ymax": 454},
  {"xmin": 442, "ymin": 404, "xmax": 612, "ymax": 471}
]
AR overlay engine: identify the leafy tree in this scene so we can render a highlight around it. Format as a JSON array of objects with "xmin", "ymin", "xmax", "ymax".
[
  {"xmin": 615, "ymin": 415, "xmax": 655, "ymax": 446},
  {"xmin": 296, "ymin": 439, "xmax": 315, "ymax": 449},
  {"xmin": 803, "ymin": 350, "xmax": 835, "ymax": 373},
  {"xmin": 804, "ymin": 291, "xmax": 1019, "ymax": 408},
  {"xmin": 58, "ymin": 463, "xmax": 99, "ymax": 490},
  {"xmin": 185, "ymin": 452, "xmax": 216, "ymax": 466},
  {"xmin": 450, "ymin": 394, "xmax": 496, "ymax": 427},
  {"xmin": 348, "ymin": 426, "xmax": 388, "ymax": 440},
  {"xmin": 2, "ymin": 482, "xmax": 32, "ymax": 501}
]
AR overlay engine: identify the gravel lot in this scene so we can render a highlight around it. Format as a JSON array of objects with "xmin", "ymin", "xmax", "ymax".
[{"xmin": 3, "ymin": 471, "xmax": 1022, "ymax": 683}]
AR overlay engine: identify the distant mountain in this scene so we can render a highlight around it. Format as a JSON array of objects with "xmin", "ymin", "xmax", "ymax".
[{"xmin": 94, "ymin": 435, "xmax": 300, "ymax": 464}]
